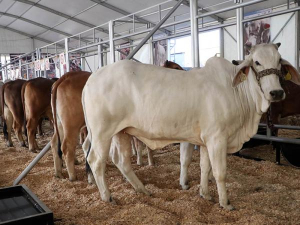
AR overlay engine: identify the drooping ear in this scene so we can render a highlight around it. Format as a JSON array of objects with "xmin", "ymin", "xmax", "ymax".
[
  {"xmin": 232, "ymin": 59, "xmax": 252, "ymax": 87},
  {"xmin": 281, "ymin": 58, "xmax": 300, "ymax": 85}
]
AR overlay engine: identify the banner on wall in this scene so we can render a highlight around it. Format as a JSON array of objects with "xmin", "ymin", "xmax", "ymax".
[
  {"xmin": 40, "ymin": 59, "xmax": 45, "ymax": 71},
  {"xmin": 244, "ymin": 8, "xmax": 272, "ymax": 55},
  {"xmin": 153, "ymin": 40, "xmax": 167, "ymax": 66},
  {"xmin": 34, "ymin": 60, "xmax": 40, "ymax": 71},
  {"xmin": 59, "ymin": 53, "xmax": 65, "ymax": 65},
  {"xmin": 45, "ymin": 58, "xmax": 50, "ymax": 70},
  {"xmin": 120, "ymin": 43, "xmax": 130, "ymax": 60},
  {"xmin": 70, "ymin": 54, "xmax": 81, "ymax": 71}
]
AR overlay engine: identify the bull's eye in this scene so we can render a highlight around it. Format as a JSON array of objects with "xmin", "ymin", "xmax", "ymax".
[{"xmin": 255, "ymin": 61, "xmax": 261, "ymax": 66}]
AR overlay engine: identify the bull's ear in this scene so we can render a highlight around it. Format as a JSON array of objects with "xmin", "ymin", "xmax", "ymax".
[
  {"xmin": 232, "ymin": 60, "xmax": 251, "ymax": 87},
  {"xmin": 281, "ymin": 58, "xmax": 300, "ymax": 85},
  {"xmin": 275, "ymin": 43, "xmax": 281, "ymax": 48}
]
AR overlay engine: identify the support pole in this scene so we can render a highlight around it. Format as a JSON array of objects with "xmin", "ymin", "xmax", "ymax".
[
  {"xmin": 236, "ymin": 0, "xmax": 244, "ymax": 60},
  {"xmin": 126, "ymin": 0, "xmax": 183, "ymax": 60},
  {"xmin": 98, "ymin": 39, "xmax": 104, "ymax": 68},
  {"xmin": 65, "ymin": 38, "xmax": 70, "ymax": 72},
  {"xmin": 13, "ymin": 142, "xmax": 51, "ymax": 186},
  {"xmin": 220, "ymin": 27, "xmax": 224, "ymax": 58},
  {"xmin": 190, "ymin": 0, "xmax": 200, "ymax": 67},
  {"xmin": 109, "ymin": 20, "xmax": 115, "ymax": 64}
]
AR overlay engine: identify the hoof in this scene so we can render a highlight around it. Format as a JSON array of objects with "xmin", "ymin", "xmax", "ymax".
[
  {"xmin": 109, "ymin": 197, "xmax": 116, "ymax": 205},
  {"xmin": 74, "ymin": 159, "xmax": 80, "ymax": 165},
  {"xmin": 6, "ymin": 142, "xmax": 13, "ymax": 148},
  {"xmin": 200, "ymin": 193, "xmax": 213, "ymax": 201},
  {"xmin": 69, "ymin": 177, "xmax": 77, "ymax": 182},
  {"xmin": 30, "ymin": 149, "xmax": 37, "ymax": 153},
  {"xmin": 220, "ymin": 204, "xmax": 235, "ymax": 211},
  {"xmin": 137, "ymin": 188, "xmax": 151, "ymax": 196},
  {"xmin": 21, "ymin": 143, "xmax": 26, "ymax": 148},
  {"xmin": 55, "ymin": 173, "xmax": 63, "ymax": 179},
  {"xmin": 181, "ymin": 184, "xmax": 190, "ymax": 190}
]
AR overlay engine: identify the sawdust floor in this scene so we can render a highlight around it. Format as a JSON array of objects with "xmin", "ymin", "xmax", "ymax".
[{"xmin": 0, "ymin": 121, "xmax": 300, "ymax": 225}]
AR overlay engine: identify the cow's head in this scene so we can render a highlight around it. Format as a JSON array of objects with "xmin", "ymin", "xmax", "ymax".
[{"xmin": 233, "ymin": 43, "xmax": 300, "ymax": 102}]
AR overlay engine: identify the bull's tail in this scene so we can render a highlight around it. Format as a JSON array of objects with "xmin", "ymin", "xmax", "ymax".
[
  {"xmin": 51, "ymin": 75, "xmax": 69, "ymax": 159},
  {"xmin": 21, "ymin": 82, "xmax": 28, "ymax": 137},
  {"xmin": 1, "ymin": 84, "xmax": 8, "ymax": 140},
  {"xmin": 81, "ymin": 88, "xmax": 92, "ymax": 175}
]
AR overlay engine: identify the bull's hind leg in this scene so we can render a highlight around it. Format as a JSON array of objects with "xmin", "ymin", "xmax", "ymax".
[
  {"xmin": 82, "ymin": 134, "xmax": 95, "ymax": 184},
  {"xmin": 62, "ymin": 130, "xmax": 79, "ymax": 181},
  {"xmin": 111, "ymin": 132, "xmax": 150, "ymax": 196},
  {"xmin": 207, "ymin": 139, "xmax": 234, "ymax": 210},
  {"xmin": 13, "ymin": 121, "xmax": 25, "ymax": 147},
  {"xmin": 51, "ymin": 119, "xmax": 64, "ymax": 178},
  {"xmin": 87, "ymin": 137, "xmax": 113, "ymax": 202},
  {"xmin": 199, "ymin": 146, "xmax": 212, "ymax": 200},
  {"xmin": 27, "ymin": 118, "xmax": 39, "ymax": 152},
  {"xmin": 180, "ymin": 142, "xmax": 194, "ymax": 190},
  {"xmin": 4, "ymin": 107, "xmax": 13, "ymax": 147}
]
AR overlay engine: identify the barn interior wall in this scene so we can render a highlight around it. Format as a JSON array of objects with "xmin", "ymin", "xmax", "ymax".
[{"xmin": 224, "ymin": 8, "xmax": 296, "ymax": 66}]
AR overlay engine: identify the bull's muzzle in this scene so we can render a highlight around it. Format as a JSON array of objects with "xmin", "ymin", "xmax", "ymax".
[{"xmin": 269, "ymin": 90, "xmax": 285, "ymax": 101}]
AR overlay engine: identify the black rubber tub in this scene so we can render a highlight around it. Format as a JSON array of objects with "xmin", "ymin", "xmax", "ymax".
[{"xmin": 0, "ymin": 185, "xmax": 53, "ymax": 225}]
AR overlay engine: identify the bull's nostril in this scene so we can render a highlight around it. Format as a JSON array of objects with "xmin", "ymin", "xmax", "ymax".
[
  {"xmin": 270, "ymin": 91, "xmax": 276, "ymax": 97},
  {"xmin": 270, "ymin": 90, "xmax": 285, "ymax": 99}
]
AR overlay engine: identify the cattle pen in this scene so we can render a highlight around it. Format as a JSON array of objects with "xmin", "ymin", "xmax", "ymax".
[{"xmin": 0, "ymin": 0, "xmax": 300, "ymax": 224}]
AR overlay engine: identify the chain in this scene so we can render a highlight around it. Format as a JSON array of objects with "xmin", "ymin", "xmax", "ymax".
[{"xmin": 266, "ymin": 106, "xmax": 274, "ymax": 131}]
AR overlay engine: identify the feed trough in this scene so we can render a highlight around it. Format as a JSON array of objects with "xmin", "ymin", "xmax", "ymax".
[
  {"xmin": 0, "ymin": 185, "xmax": 53, "ymax": 225},
  {"xmin": 280, "ymin": 139, "xmax": 300, "ymax": 168}
]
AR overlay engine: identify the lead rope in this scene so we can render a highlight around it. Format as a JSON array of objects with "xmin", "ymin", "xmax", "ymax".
[{"xmin": 266, "ymin": 106, "xmax": 274, "ymax": 132}]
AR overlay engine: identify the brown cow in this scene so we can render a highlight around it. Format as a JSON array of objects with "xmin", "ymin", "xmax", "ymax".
[
  {"xmin": 51, "ymin": 71, "xmax": 91, "ymax": 181},
  {"xmin": 22, "ymin": 77, "xmax": 56, "ymax": 152},
  {"xmin": 132, "ymin": 60, "xmax": 185, "ymax": 166},
  {"xmin": 1, "ymin": 79, "xmax": 27, "ymax": 147}
]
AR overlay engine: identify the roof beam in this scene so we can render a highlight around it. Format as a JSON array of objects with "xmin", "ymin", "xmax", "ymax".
[
  {"xmin": 177, "ymin": 0, "xmax": 224, "ymax": 22},
  {"xmin": 13, "ymin": 0, "xmax": 133, "ymax": 42},
  {"xmin": 0, "ymin": 24, "xmax": 58, "ymax": 45},
  {"xmin": 0, "ymin": 11, "xmax": 95, "ymax": 45},
  {"xmin": 90, "ymin": 0, "xmax": 171, "ymax": 35},
  {"xmin": 0, "ymin": 12, "xmax": 71, "ymax": 37}
]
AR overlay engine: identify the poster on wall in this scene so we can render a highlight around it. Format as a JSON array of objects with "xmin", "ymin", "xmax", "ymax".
[
  {"xmin": 120, "ymin": 43, "xmax": 130, "ymax": 60},
  {"xmin": 40, "ymin": 59, "xmax": 45, "ymax": 71},
  {"xmin": 244, "ymin": 8, "xmax": 272, "ymax": 55},
  {"xmin": 70, "ymin": 54, "xmax": 81, "ymax": 71},
  {"xmin": 59, "ymin": 53, "xmax": 65, "ymax": 65},
  {"xmin": 35, "ymin": 60, "xmax": 41, "ymax": 71},
  {"xmin": 153, "ymin": 40, "xmax": 167, "ymax": 66},
  {"xmin": 45, "ymin": 58, "xmax": 50, "ymax": 70}
]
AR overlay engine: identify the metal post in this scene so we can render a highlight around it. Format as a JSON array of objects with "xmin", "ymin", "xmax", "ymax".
[
  {"xmin": 65, "ymin": 38, "xmax": 70, "ymax": 72},
  {"xmin": 220, "ymin": 27, "xmax": 224, "ymax": 58},
  {"xmin": 35, "ymin": 48, "xmax": 39, "ymax": 77},
  {"xmin": 190, "ymin": 0, "xmax": 200, "ymax": 67},
  {"xmin": 236, "ymin": 0, "xmax": 244, "ymax": 60},
  {"xmin": 19, "ymin": 59, "xmax": 21, "ymax": 79},
  {"xmin": 13, "ymin": 142, "xmax": 51, "ymax": 186},
  {"xmin": 109, "ymin": 20, "xmax": 115, "ymax": 64},
  {"xmin": 98, "ymin": 39, "xmax": 104, "ymax": 68},
  {"xmin": 81, "ymin": 53, "xmax": 85, "ymax": 71},
  {"xmin": 126, "ymin": 0, "xmax": 183, "ymax": 60}
]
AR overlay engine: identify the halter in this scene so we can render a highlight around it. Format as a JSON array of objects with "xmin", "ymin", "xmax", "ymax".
[{"xmin": 250, "ymin": 66, "xmax": 284, "ymax": 92}]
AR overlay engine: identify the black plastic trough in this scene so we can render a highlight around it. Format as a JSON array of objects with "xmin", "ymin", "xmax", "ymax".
[{"xmin": 0, "ymin": 185, "xmax": 53, "ymax": 225}]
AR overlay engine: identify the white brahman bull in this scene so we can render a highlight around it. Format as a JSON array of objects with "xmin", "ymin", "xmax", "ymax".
[{"xmin": 82, "ymin": 43, "xmax": 300, "ymax": 210}]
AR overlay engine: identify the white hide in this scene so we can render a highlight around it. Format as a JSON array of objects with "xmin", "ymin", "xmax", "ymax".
[{"xmin": 82, "ymin": 44, "xmax": 295, "ymax": 210}]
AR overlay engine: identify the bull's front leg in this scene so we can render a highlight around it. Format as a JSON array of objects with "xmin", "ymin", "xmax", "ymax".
[
  {"xmin": 180, "ymin": 142, "xmax": 194, "ymax": 190},
  {"xmin": 200, "ymin": 146, "xmax": 212, "ymax": 200},
  {"xmin": 207, "ymin": 138, "xmax": 234, "ymax": 210}
]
